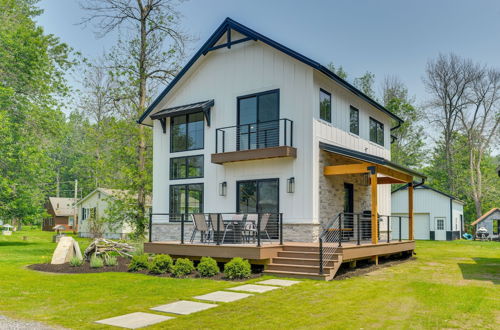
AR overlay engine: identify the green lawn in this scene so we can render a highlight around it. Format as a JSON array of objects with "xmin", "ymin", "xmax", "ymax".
[{"xmin": 0, "ymin": 229, "xmax": 498, "ymax": 329}]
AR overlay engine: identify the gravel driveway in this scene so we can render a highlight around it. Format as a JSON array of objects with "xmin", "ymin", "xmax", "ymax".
[{"xmin": 0, "ymin": 315, "xmax": 58, "ymax": 330}]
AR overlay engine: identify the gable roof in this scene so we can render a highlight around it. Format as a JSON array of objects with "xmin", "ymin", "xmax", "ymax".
[
  {"xmin": 471, "ymin": 208, "xmax": 500, "ymax": 226},
  {"xmin": 391, "ymin": 184, "xmax": 463, "ymax": 204},
  {"xmin": 48, "ymin": 197, "xmax": 77, "ymax": 217},
  {"xmin": 138, "ymin": 17, "xmax": 403, "ymax": 125},
  {"xmin": 76, "ymin": 188, "xmax": 152, "ymax": 207}
]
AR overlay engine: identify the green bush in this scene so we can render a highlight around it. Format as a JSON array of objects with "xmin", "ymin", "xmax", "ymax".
[
  {"xmin": 104, "ymin": 255, "xmax": 118, "ymax": 267},
  {"xmin": 224, "ymin": 257, "xmax": 251, "ymax": 279},
  {"xmin": 128, "ymin": 254, "xmax": 149, "ymax": 271},
  {"xmin": 172, "ymin": 258, "xmax": 195, "ymax": 277},
  {"xmin": 90, "ymin": 255, "xmax": 104, "ymax": 268},
  {"xmin": 148, "ymin": 254, "xmax": 173, "ymax": 274},
  {"xmin": 197, "ymin": 257, "xmax": 220, "ymax": 277},
  {"xmin": 69, "ymin": 256, "xmax": 83, "ymax": 267}
]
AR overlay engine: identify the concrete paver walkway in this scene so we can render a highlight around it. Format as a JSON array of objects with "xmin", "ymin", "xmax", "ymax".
[
  {"xmin": 95, "ymin": 312, "xmax": 173, "ymax": 329},
  {"xmin": 228, "ymin": 284, "xmax": 280, "ymax": 293},
  {"xmin": 194, "ymin": 291, "xmax": 253, "ymax": 303},
  {"xmin": 151, "ymin": 300, "xmax": 217, "ymax": 315},
  {"xmin": 257, "ymin": 279, "xmax": 299, "ymax": 286}
]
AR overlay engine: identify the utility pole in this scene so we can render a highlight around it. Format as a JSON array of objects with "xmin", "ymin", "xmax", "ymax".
[{"xmin": 73, "ymin": 179, "xmax": 78, "ymax": 231}]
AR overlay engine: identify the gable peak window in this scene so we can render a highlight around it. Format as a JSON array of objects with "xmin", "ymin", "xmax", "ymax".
[
  {"xmin": 350, "ymin": 106, "xmax": 359, "ymax": 135},
  {"xmin": 369, "ymin": 117, "xmax": 384, "ymax": 146},
  {"xmin": 319, "ymin": 89, "xmax": 331, "ymax": 123}
]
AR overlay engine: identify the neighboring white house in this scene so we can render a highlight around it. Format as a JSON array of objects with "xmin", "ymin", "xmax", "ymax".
[
  {"xmin": 77, "ymin": 188, "xmax": 151, "ymax": 239},
  {"xmin": 137, "ymin": 18, "xmax": 425, "ymax": 242},
  {"xmin": 392, "ymin": 184, "xmax": 464, "ymax": 241}
]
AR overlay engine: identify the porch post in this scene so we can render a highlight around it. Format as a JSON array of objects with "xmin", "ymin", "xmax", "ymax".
[
  {"xmin": 369, "ymin": 166, "xmax": 378, "ymax": 244},
  {"xmin": 408, "ymin": 182, "xmax": 414, "ymax": 240}
]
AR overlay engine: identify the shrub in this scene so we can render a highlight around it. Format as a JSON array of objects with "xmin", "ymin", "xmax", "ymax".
[
  {"xmin": 148, "ymin": 254, "xmax": 173, "ymax": 274},
  {"xmin": 128, "ymin": 254, "xmax": 149, "ymax": 271},
  {"xmin": 69, "ymin": 256, "xmax": 83, "ymax": 267},
  {"xmin": 90, "ymin": 255, "xmax": 104, "ymax": 268},
  {"xmin": 197, "ymin": 257, "xmax": 220, "ymax": 277},
  {"xmin": 172, "ymin": 258, "xmax": 195, "ymax": 277},
  {"xmin": 224, "ymin": 257, "xmax": 251, "ymax": 279},
  {"xmin": 104, "ymin": 255, "xmax": 118, "ymax": 267}
]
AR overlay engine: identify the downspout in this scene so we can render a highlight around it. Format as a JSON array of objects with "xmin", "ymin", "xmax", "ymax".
[
  {"xmin": 390, "ymin": 120, "xmax": 402, "ymax": 144},
  {"xmin": 449, "ymin": 198, "xmax": 453, "ymax": 241}
]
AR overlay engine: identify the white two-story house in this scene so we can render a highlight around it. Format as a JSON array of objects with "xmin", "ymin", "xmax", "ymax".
[{"xmin": 138, "ymin": 18, "xmax": 425, "ymax": 247}]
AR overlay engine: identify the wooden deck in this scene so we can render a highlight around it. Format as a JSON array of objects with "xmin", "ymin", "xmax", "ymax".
[{"xmin": 144, "ymin": 240, "xmax": 415, "ymax": 279}]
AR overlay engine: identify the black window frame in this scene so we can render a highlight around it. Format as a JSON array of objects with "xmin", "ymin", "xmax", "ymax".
[
  {"xmin": 169, "ymin": 183, "xmax": 204, "ymax": 216},
  {"xmin": 349, "ymin": 106, "xmax": 359, "ymax": 135},
  {"xmin": 369, "ymin": 117, "xmax": 384, "ymax": 146},
  {"xmin": 170, "ymin": 112, "xmax": 205, "ymax": 153},
  {"xmin": 319, "ymin": 88, "xmax": 332, "ymax": 123},
  {"xmin": 169, "ymin": 155, "xmax": 204, "ymax": 180}
]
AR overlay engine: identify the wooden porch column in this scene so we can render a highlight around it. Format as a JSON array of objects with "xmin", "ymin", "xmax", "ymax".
[
  {"xmin": 408, "ymin": 182, "xmax": 414, "ymax": 240},
  {"xmin": 369, "ymin": 166, "xmax": 378, "ymax": 244}
]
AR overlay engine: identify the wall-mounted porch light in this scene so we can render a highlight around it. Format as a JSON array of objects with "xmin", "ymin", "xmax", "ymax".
[
  {"xmin": 287, "ymin": 177, "xmax": 295, "ymax": 193},
  {"xmin": 219, "ymin": 181, "xmax": 227, "ymax": 196}
]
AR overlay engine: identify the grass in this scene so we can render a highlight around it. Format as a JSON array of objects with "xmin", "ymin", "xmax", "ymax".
[{"xmin": 0, "ymin": 229, "xmax": 498, "ymax": 329}]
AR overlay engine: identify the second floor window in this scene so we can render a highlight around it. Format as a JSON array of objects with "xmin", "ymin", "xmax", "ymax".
[
  {"xmin": 319, "ymin": 89, "xmax": 331, "ymax": 123},
  {"xmin": 350, "ymin": 106, "xmax": 359, "ymax": 135},
  {"xmin": 369, "ymin": 117, "xmax": 384, "ymax": 146},
  {"xmin": 171, "ymin": 112, "xmax": 204, "ymax": 152},
  {"xmin": 170, "ymin": 155, "xmax": 204, "ymax": 180}
]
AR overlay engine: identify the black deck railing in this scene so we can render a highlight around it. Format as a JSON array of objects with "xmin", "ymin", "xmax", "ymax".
[
  {"xmin": 318, "ymin": 212, "xmax": 410, "ymax": 274},
  {"xmin": 149, "ymin": 212, "xmax": 283, "ymax": 247},
  {"xmin": 215, "ymin": 118, "xmax": 293, "ymax": 153}
]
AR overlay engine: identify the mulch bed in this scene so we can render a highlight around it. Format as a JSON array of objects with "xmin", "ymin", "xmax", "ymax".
[
  {"xmin": 27, "ymin": 257, "xmax": 262, "ymax": 282},
  {"xmin": 334, "ymin": 254, "xmax": 415, "ymax": 280}
]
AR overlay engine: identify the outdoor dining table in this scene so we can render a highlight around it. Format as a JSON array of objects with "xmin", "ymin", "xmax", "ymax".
[{"xmin": 214, "ymin": 217, "xmax": 256, "ymax": 244}]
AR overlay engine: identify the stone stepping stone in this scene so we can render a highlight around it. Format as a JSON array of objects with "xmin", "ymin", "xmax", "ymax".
[
  {"xmin": 95, "ymin": 312, "xmax": 173, "ymax": 329},
  {"xmin": 227, "ymin": 284, "xmax": 280, "ymax": 293},
  {"xmin": 194, "ymin": 291, "xmax": 252, "ymax": 303},
  {"xmin": 151, "ymin": 300, "xmax": 217, "ymax": 315},
  {"xmin": 257, "ymin": 279, "xmax": 300, "ymax": 287}
]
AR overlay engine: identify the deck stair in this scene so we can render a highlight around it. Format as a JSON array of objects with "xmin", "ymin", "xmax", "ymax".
[{"xmin": 263, "ymin": 245, "xmax": 343, "ymax": 280}]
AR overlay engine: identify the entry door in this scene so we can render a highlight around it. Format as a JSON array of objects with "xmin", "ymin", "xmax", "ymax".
[
  {"xmin": 237, "ymin": 90, "xmax": 279, "ymax": 150},
  {"xmin": 343, "ymin": 183, "xmax": 354, "ymax": 238},
  {"xmin": 237, "ymin": 179, "xmax": 279, "ymax": 237},
  {"xmin": 435, "ymin": 217, "xmax": 446, "ymax": 240}
]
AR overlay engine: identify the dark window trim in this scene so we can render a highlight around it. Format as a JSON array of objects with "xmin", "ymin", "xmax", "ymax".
[
  {"xmin": 319, "ymin": 88, "xmax": 332, "ymax": 123},
  {"xmin": 369, "ymin": 117, "xmax": 385, "ymax": 146},
  {"xmin": 169, "ymin": 112, "xmax": 205, "ymax": 153},
  {"xmin": 169, "ymin": 155, "xmax": 204, "ymax": 180},
  {"xmin": 236, "ymin": 89, "xmax": 280, "ymax": 125},
  {"xmin": 237, "ymin": 88, "xmax": 280, "ymax": 101},
  {"xmin": 169, "ymin": 182, "xmax": 204, "ymax": 214},
  {"xmin": 349, "ymin": 105, "xmax": 359, "ymax": 135},
  {"xmin": 236, "ymin": 178, "xmax": 280, "ymax": 213}
]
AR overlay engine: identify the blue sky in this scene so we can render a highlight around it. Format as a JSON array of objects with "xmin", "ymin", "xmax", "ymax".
[{"xmin": 37, "ymin": 0, "xmax": 500, "ymax": 107}]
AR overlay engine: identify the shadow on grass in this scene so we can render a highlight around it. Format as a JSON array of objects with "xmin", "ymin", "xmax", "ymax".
[
  {"xmin": 0, "ymin": 241, "xmax": 37, "ymax": 247},
  {"xmin": 458, "ymin": 258, "xmax": 500, "ymax": 284}
]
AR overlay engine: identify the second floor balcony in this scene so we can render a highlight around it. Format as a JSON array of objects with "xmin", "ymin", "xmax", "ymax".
[{"xmin": 211, "ymin": 118, "xmax": 296, "ymax": 164}]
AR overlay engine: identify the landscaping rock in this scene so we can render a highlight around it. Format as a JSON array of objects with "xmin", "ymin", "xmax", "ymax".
[{"xmin": 51, "ymin": 237, "xmax": 76, "ymax": 264}]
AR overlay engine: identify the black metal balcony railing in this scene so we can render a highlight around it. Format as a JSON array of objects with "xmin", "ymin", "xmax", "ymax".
[{"xmin": 215, "ymin": 118, "xmax": 293, "ymax": 153}]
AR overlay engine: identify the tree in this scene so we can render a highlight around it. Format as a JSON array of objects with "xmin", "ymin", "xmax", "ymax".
[
  {"xmin": 353, "ymin": 72, "xmax": 376, "ymax": 99},
  {"xmin": 381, "ymin": 76, "xmax": 426, "ymax": 169},
  {"xmin": 326, "ymin": 62, "xmax": 348, "ymax": 80},
  {"xmin": 458, "ymin": 68, "xmax": 500, "ymax": 217},
  {"xmin": 80, "ymin": 0, "xmax": 190, "ymax": 237},
  {"xmin": 423, "ymin": 53, "xmax": 481, "ymax": 194},
  {"xmin": 0, "ymin": 0, "xmax": 73, "ymax": 225}
]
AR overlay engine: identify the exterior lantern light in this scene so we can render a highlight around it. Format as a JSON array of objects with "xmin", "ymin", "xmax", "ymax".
[
  {"xmin": 287, "ymin": 177, "xmax": 295, "ymax": 193},
  {"xmin": 219, "ymin": 181, "xmax": 227, "ymax": 196}
]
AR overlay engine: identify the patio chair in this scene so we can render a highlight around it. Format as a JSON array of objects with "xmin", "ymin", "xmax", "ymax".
[
  {"xmin": 244, "ymin": 213, "xmax": 272, "ymax": 242},
  {"xmin": 242, "ymin": 214, "xmax": 258, "ymax": 243},
  {"xmin": 190, "ymin": 214, "xmax": 209, "ymax": 243}
]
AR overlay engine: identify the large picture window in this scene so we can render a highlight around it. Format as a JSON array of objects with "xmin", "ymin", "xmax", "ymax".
[
  {"xmin": 170, "ymin": 112, "xmax": 204, "ymax": 152},
  {"xmin": 169, "ymin": 183, "xmax": 204, "ymax": 215},
  {"xmin": 350, "ymin": 106, "xmax": 359, "ymax": 135},
  {"xmin": 170, "ymin": 155, "xmax": 204, "ymax": 180},
  {"xmin": 319, "ymin": 89, "xmax": 331, "ymax": 123},
  {"xmin": 369, "ymin": 117, "xmax": 384, "ymax": 146}
]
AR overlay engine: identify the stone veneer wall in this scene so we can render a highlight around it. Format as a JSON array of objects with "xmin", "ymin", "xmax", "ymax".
[{"xmin": 319, "ymin": 151, "xmax": 371, "ymax": 226}]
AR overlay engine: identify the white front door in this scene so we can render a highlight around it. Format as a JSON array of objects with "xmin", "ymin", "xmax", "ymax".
[{"xmin": 435, "ymin": 217, "xmax": 446, "ymax": 240}]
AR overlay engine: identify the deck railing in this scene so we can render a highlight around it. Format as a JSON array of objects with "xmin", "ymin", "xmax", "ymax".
[
  {"xmin": 319, "ymin": 212, "xmax": 410, "ymax": 274},
  {"xmin": 149, "ymin": 212, "xmax": 283, "ymax": 247},
  {"xmin": 215, "ymin": 118, "xmax": 293, "ymax": 153}
]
